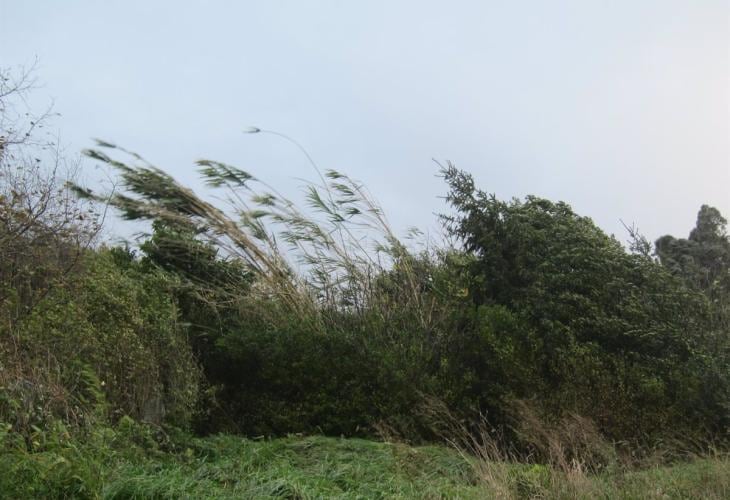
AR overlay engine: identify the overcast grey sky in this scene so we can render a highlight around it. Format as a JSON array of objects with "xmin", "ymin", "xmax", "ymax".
[{"xmin": 2, "ymin": 0, "xmax": 728, "ymax": 244}]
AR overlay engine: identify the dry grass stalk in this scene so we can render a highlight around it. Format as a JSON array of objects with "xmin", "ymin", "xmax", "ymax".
[
  {"xmin": 420, "ymin": 396, "xmax": 515, "ymax": 498},
  {"xmin": 74, "ymin": 142, "xmax": 436, "ymax": 333}
]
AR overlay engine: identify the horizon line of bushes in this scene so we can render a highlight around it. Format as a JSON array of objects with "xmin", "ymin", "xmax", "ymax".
[
  {"xmin": 1, "ymin": 66, "xmax": 728, "ymax": 460},
  {"xmin": 2, "ymin": 151, "xmax": 727, "ymax": 450}
]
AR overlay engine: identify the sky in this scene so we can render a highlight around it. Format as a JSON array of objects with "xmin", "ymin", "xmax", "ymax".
[{"xmin": 1, "ymin": 0, "xmax": 728, "ymax": 245}]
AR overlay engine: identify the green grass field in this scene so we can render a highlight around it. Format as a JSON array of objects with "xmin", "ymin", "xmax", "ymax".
[{"xmin": 3, "ymin": 432, "xmax": 728, "ymax": 499}]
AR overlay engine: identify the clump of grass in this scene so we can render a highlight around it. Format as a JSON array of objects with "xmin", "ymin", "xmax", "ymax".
[
  {"xmin": 509, "ymin": 399, "xmax": 618, "ymax": 475},
  {"xmin": 421, "ymin": 396, "xmax": 730, "ymax": 499},
  {"xmin": 1, "ymin": 419, "xmax": 727, "ymax": 499},
  {"xmin": 420, "ymin": 396, "xmax": 515, "ymax": 498},
  {"xmin": 76, "ymin": 143, "xmax": 434, "ymax": 334},
  {"xmin": 100, "ymin": 434, "xmax": 484, "ymax": 499}
]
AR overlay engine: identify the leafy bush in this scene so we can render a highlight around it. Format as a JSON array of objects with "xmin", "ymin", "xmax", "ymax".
[
  {"xmin": 439, "ymin": 163, "xmax": 727, "ymax": 441},
  {"xmin": 66, "ymin": 143, "xmax": 728, "ymax": 446},
  {"xmin": 1, "ymin": 249, "xmax": 202, "ymax": 433}
]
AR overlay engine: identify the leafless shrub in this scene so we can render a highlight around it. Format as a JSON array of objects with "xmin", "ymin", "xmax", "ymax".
[
  {"xmin": 0, "ymin": 65, "xmax": 104, "ymax": 333},
  {"xmin": 0, "ymin": 65, "xmax": 106, "ymax": 435}
]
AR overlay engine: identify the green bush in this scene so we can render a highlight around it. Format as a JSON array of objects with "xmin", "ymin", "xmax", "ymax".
[
  {"xmin": 439, "ymin": 164, "xmax": 728, "ymax": 442},
  {"xmin": 2, "ymin": 249, "xmax": 202, "ymax": 433},
  {"xmin": 52, "ymin": 142, "xmax": 727, "ymax": 448}
]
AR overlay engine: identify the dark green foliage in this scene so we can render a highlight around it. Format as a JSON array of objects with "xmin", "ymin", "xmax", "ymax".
[
  {"xmin": 656, "ymin": 205, "xmax": 730, "ymax": 295},
  {"xmin": 655, "ymin": 204, "xmax": 730, "ymax": 434},
  {"xmin": 0, "ymin": 70, "xmax": 201, "ymax": 437},
  {"xmin": 71, "ymin": 157, "xmax": 724, "ymax": 446},
  {"xmin": 140, "ymin": 220, "xmax": 252, "ymax": 293},
  {"xmin": 439, "ymin": 164, "xmax": 727, "ymax": 440},
  {"xmin": 3, "ymin": 66, "xmax": 729, "ymax": 495},
  {"xmin": 137, "ymin": 221, "xmax": 255, "ymax": 432},
  {"xmin": 11, "ymin": 152, "xmax": 723, "ymax": 447},
  {"xmin": 4, "ymin": 115, "xmax": 728, "ymax": 468},
  {"xmin": 77, "ymin": 251, "xmax": 202, "ymax": 427},
  {"xmin": 211, "ymin": 316, "xmax": 385, "ymax": 436},
  {"xmin": 656, "ymin": 204, "xmax": 730, "ymax": 342},
  {"xmin": 1, "ymin": 421, "xmax": 727, "ymax": 499},
  {"xmin": 1, "ymin": 249, "xmax": 202, "ymax": 434}
]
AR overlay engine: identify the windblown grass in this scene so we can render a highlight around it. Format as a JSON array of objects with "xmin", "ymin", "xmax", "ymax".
[
  {"xmin": 76, "ymin": 142, "xmax": 433, "ymax": 331},
  {"xmin": 102, "ymin": 436, "xmax": 479, "ymax": 499},
  {"xmin": 2, "ymin": 427, "xmax": 727, "ymax": 499}
]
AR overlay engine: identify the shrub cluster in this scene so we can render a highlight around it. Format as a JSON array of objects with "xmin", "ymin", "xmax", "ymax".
[
  {"xmin": 1, "ymin": 65, "xmax": 727, "ymax": 452},
  {"xmin": 62, "ymin": 143, "xmax": 728, "ymax": 447}
]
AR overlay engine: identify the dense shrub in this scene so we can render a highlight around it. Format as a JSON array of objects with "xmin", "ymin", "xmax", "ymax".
[
  {"xmin": 4, "ymin": 111, "xmax": 726, "ymax": 450},
  {"xmin": 1, "ymin": 249, "xmax": 202, "ymax": 433},
  {"xmin": 64, "ymin": 143, "xmax": 727, "ymax": 446},
  {"xmin": 439, "ymin": 164, "xmax": 728, "ymax": 441}
]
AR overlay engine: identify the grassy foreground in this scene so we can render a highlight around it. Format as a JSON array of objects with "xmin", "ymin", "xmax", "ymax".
[{"xmin": 2, "ymin": 430, "xmax": 728, "ymax": 499}]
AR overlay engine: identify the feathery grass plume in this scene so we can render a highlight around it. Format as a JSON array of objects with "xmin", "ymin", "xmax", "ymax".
[
  {"xmin": 76, "ymin": 142, "xmax": 434, "ymax": 330},
  {"xmin": 76, "ymin": 151, "xmax": 302, "ymax": 314}
]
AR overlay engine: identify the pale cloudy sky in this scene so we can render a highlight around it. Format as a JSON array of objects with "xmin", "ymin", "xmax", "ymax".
[{"xmin": 1, "ymin": 1, "xmax": 728, "ymax": 244}]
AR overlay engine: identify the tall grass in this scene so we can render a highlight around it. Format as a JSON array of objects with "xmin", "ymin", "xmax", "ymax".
[
  {"xmin": 421, "ymin": 396, "xmax": 730, "ymax": 499},
  {"xmin": 77, "ymin": 142, "xmax": 437, "ymax": 334}
]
